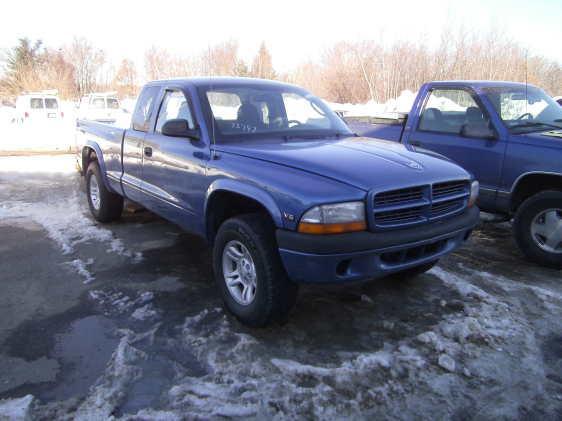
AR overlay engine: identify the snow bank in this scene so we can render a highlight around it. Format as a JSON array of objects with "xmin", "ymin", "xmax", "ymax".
[{"xmin": 327, "ymin": 90, "xmax": 416, "ymax": 117}]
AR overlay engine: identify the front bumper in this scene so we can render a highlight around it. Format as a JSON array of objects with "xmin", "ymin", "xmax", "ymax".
[{"xmin": 276, "ymin": 207, "xmax": 479, "ymax": 284}]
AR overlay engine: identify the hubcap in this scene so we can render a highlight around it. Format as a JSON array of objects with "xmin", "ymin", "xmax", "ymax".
[
  {"xmin": 530, "ymin": 208, "xmax": 562, "ymax": 254},
  {"xmin": 222, "ymin": 240, "xmax": 257, "ymax": 306},
  {"xmin": 89, "ymin": 176, "xmax": 101, "ymax": 211}
]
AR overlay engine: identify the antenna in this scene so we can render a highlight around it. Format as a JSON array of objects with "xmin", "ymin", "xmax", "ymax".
[{"xmin": 525, "ymin": 48, "xmax": 529, "ymax": 113}]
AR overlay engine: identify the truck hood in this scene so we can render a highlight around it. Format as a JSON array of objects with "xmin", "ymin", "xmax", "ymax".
[{"xmin": 216, "ymin": 137, "xmax": 470, "ymax": 191}]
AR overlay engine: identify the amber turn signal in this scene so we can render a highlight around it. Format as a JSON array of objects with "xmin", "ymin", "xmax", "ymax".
[{"xmin": 298, "ymin": 221, "xmax": 367, "ymax": 234}]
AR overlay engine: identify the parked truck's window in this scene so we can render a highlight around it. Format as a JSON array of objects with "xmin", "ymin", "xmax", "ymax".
[
  {"xmin": 106, "ymin": 98, "xmax": 119, "ymax": 109},
  {"xmin": 419, "ymin": 89, "xmax": 488, "ymax": 135},
  {"xmin": 203, "ymin": 84, "xmax": 351, "ymax": 140},
  {"xmin": 132, "ymin": 86, "xmax": 160, "ymax": 132},
  {"xmin": 91, "ymin": 97, "xmax": 106, "ymax": 109},
  {"xmin": 30, "ymin": 98, "xmax": 43, "ymax": 109},
  {"xmin": 483, "ymin": 86, "xmax": 562, "ymax": 132},
  {"xmin": 155, "ymin": 90, "xmax": 195, "ymax": 133},
  {"xmin": 44, "ymin": 98, "xmax": 58, "ymax": 109}
]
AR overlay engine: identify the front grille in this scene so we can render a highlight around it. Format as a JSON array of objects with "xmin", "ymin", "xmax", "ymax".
[
  {"xmin": 374, "ymin": 186, "xmax": 424, "ymax": 206},
  {"xmin": 431, "ymin": 199, "xmax": 465, "ymax": 218},
  {"xmin": 433, "ymin": 180, "xmax": 468, "ymax": 199},
  {"xmin": 375, "ymin": 206, "xmax": 425, "ymax": 225},
  {"xmin": 372, "ymin": 180, "xmax": 470, "ymax": 229}
]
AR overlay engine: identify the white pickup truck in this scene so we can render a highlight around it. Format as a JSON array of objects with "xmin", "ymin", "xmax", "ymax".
[{"xmin": 78, "ymin": 92, "xmax": 123, "ymax": 123}]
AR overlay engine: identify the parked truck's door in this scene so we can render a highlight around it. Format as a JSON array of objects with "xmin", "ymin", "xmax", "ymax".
[
  {"xmin": 407, "ymin": 87, "xmax": 507, "ymax": 209},
  {"xmin": 141, "ymin": 87, "xmax": 209, "ymax": 232},
  {"xmin": 122, "ymin": 85, "xmax": 160, "ymax": 203}
]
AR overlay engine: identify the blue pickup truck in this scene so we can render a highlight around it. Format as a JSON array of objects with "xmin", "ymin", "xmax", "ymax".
[
  {"xmin": 348, "ymin": 81, "xmax": 562, "ymax": 269},
  {"xmin": 76, "ymin": 77, "xmax": 479, "ymax": 326}
]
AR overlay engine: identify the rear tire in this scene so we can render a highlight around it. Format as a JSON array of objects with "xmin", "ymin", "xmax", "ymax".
[
  {"xmin": 213, "ymin": 213, "xmax": 298, "ymax": 327},
  {"xmin": 513, "ymin": 190, "xmax": 562, "ymax": 269},
  {"xmin": 392, "ymin": 260, "xmax": 439, "ymax": 280},
  {"xmin": 85, "ymin": 161, "xmax": 123, "ymax": 222}
]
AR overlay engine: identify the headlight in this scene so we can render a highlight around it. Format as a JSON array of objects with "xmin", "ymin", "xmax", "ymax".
[
  {"xmin": 468, "ymin": 180, "xmax": 479, "ymax": 207},
  {"xmin": 298, "ymin": 201, "xmax": 366, "ymax": 234}
]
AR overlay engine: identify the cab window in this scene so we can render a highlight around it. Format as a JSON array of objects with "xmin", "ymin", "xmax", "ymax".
[
  {"xmin": 419, "ymin": 89, "xmax": 489, "ymax": 135},
  {"xmin": 132, "ymin": 86, "xmax": 160, "ymax": 132},
  {"xmin": 155, "ymin": 90, "xmax": 195, "ymax": 133}
]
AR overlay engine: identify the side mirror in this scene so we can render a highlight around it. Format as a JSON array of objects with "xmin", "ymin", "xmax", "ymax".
[
  {"xmin": 161, "ymin": 119, "xmax": 200, "ymax": 140},
  {"xmin": 461, "ymin": 123, "xmax": 496, "ymax": 140}
]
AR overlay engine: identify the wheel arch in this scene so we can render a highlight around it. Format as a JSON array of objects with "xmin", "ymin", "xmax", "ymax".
[
  {"xmin": 81, "ymin": 142, "xmax": 112, "ymax": 191},
  {"xmin": 510, "ymin": 172, "xmax": 562, "ymax": 211},
  {"xmin": 204, "ymin": 180, "xmax": 284, "ymax": 243}
]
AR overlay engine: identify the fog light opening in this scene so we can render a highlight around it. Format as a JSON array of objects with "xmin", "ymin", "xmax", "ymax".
[{"xmin": 336, "ymin": 259, "xmax": 352, "ymax": 276}]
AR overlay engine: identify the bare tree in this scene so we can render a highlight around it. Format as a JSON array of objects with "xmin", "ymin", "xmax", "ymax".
[
  {"xmin": 113, "ymin": 58, "xmax": 138, "ymax": 96},
  {"xmin": 64, "ymin": 37, "xmax": 105, "ymax": 96},
  {"xmin": 250, "ymin": 42, "xmax": 276, "ymax": 80}
]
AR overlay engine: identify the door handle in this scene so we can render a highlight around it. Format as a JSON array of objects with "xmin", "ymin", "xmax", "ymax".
[{"xmin": 144, "ymin": 146, "xmax": 152, "ymax": 157}]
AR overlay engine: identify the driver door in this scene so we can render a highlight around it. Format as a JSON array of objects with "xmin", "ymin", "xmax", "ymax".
[
  {"xmin": 141, "ymin": 87, "xmax": 209, "ymax": 232},
  {"xmin": 408, "ymin": 87, "xmax": 507, "ymax": 209}
]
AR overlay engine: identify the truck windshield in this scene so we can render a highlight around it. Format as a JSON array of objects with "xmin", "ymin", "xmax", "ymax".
[
  {"xmin": 201, "ymin": 84, "xmax": 352, "ymax": 142},
  {"xmin": 483, "ymin": 86, "xmax": 562, "ymax": 133}
]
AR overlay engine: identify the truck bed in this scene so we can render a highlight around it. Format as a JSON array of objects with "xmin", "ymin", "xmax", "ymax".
[{"xmin": 345, "ymin": 115, "xmax": 406, "ymax": 142}]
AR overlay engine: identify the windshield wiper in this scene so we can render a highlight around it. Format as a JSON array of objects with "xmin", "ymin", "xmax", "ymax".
[
  {"xmin": 282, "ymin": 132, "xmax": 352, "ymax": 141},
  {"xmin": 509, "ymin": 121, "xmax": 562, "ymax": 131}
]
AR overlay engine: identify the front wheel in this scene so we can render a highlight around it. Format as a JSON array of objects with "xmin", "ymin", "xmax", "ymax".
[
  {"xmin": 85, "ymin": 161, "xmax": 123, "ymax": 222},
  {"xmin": 513, "ymin": 190, "xmax": 562, "ymax": 269},
  {"xmin": 213, "ymin": 213, "xmax": 298, "ymax": 327}
]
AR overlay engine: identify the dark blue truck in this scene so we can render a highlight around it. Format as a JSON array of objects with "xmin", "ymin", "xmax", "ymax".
[
  {"xmin": 348, "ymin": 81, "xmax": 562, "ymax": 269},
  {"xmin": 76, "ymin": 77, "xmax": 479, "ymax": 326}
]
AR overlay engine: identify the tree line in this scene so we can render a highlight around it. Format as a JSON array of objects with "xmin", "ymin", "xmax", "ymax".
[{"xmin": 1, "ymin": 28, "xmax": 560, "ymax": 105}]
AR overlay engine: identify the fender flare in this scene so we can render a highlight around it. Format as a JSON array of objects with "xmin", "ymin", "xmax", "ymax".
[
  {"xmin": 510, "ymin": 171, "xmax": 562, "ymax": 194},
  {"xmin": 204, "ymin": 179, "xmax": 284, "ymax": 228},
  {"xmin": 82, "ymin": 141, "xmax": 112, "ymax": 191}
]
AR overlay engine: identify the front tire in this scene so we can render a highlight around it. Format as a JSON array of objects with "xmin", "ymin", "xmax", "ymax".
[
  {"xmin": 85, "ymin": 161, "xmax": 123, "ymax": 222},
  {"xmin": 513, "ymin": 190, "xmax": 562, "ymax": 269},
  {"xmin": 213, "ymin": 213, "xmax": 298, "ymax": 327}
]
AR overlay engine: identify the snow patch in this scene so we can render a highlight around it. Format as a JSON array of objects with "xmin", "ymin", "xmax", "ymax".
[
  {"xmin": 66, "ymin": 258, "xmax": 95, "ymax": 283},
  {"xmin": 74, "ymin": 331, "xmax": 146, "ymax": 419},
  {"xmin": 0, "ymin": 395, "xmax": 34, "ymax": 421},
  {"xmin": 131, "ymin": 304, "xmax": 158, "ymax": 321},
  {"xmin": 0, "ymin": 191, "xmax": 141, "ymax": 262}
]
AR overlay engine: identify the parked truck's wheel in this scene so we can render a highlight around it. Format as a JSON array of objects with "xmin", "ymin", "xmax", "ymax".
[
  {"xmin": 392, "ymin": 260, "xmax": 439, "ymax": 280},
  {"xmin": 513, "ymin": 190, "xmax": 562, "ymax": 269},
  {"xmin": 86, "ymin": 161, "xmax": 123, "ymax": 223},
  {"xmin": 213, "ymin": 213, "xmax": 298, "ymax": 327}
]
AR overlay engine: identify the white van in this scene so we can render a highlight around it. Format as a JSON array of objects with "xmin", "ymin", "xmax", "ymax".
[
  {"xmin": 15, "ymin": 91, "xmax": 63, "ymax": 122},
  {"xmin": 78, "ymin": 92, "xmax": 122, "ymax": 123}
]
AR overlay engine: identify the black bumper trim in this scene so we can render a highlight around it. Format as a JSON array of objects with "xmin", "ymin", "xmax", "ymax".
[{"xmin": 276, "ymin": 207, "xmax": 479, "ymax": 255}]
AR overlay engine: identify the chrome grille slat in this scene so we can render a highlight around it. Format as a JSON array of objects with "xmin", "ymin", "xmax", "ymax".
[{"xmin": 372, "ymin": 180, "xmax": 470, "ymax": 229}]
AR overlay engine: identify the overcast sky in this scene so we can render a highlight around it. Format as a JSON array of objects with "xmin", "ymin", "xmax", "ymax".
[{"xmin": 1, "ymin": 0, "xmax": 560, "ymax": 74}]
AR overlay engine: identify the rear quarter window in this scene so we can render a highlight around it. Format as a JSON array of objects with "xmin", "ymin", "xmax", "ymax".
[{"xmin": 132, "ymin": 86, "xmax": 160, "ymax": 132}]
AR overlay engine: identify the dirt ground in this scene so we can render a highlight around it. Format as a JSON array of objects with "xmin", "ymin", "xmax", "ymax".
[{"xmin": 0, "ymin": 155, "xmax": 561, "ymax": 420}]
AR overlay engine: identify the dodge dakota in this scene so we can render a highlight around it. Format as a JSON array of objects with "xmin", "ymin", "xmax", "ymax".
[
  {"xmin": 348, "ymin": 81, "xmax": 562, "ymax": 269},
  {"xmin": 76, "ymin": 77, "xmax": 479, "ymax": 326}
]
